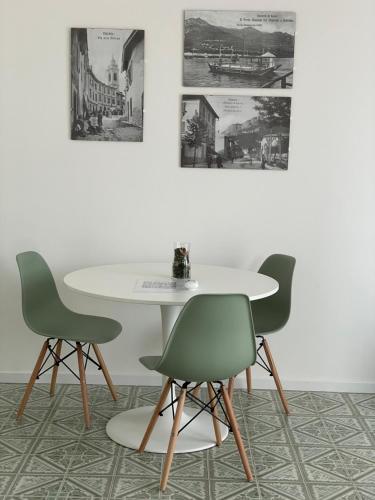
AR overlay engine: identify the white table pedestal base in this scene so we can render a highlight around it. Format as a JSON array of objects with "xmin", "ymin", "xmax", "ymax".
[{"xmin": 106, "ymin": 405, "xmax": 229, "ymax": 453}]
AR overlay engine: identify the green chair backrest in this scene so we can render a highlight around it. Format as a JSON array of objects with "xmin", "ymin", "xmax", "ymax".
[
  {"xmin": 16, "ymin": 251, "xmax": 66, "ymax": 335},
  {"xmin": 252, "ymin": 254, "xmax": 296, "ymax": 332},
  {"xmin": 156, "ymin": 294, "xmax": 257, "ymax": 382}
]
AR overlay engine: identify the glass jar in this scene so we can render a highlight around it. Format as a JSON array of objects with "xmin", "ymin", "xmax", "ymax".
[{"xmin": 172, "ymin": 242, "xmax": 191, "ymax": 280}]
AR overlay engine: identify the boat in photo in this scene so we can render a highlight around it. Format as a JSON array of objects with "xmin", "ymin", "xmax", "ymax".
[
  {"xmin": 184, "ymin": 51, "xmax": 210, "ymax": 58},
  {"xmin": 208, "ymin": 51, "xmax": 281, "ymax": 78}
]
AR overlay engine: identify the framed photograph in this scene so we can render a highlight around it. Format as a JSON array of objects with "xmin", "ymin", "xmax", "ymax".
[
  {"xmin": 71, "ymin": 28, "xmax": 144, "ymax": 142},
  {"xmin": 181, "ymin": 95, "xmax": 291, "ymax": 170},
  {"xmin": 183, "ymin": 11, "xmax": 295, "ymax": 89}
]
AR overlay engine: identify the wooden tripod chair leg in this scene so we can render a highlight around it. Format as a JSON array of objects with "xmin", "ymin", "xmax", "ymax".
[
  {"xmin": 50, "ymin": 340, "xmax": 62, "ymax": 397},
  {"xmin": 207, "ymin": 383, "xmax": 221, "ymax": 446},
  {"xmin": 77, "ymin": 342, "xmax": 91, "ymax": 428},
  {"xmin": 92, "ymin": 344, "xmax": 117, "ymax": 401},
  {"xmin": 17, "ymin": 340, "xmax": 49, "ymax": 419},
  {"xmin": 228, "ymin": 376, "xmax": 235, "ymax": 400},
  {"xmin": 138, "ymin": 378, "xmax": 173, "ymax": 452},
  {"xmin": 160, "ymin": 388, "xmax": 187, "ymax": 491},
  {"xmin": 222, "ymin": 386, "xmax": 253, "ymax": 481},
  {"xmin": 246, "ymin": 367, "xmax": 252, "ymax": 394},
  {"xmin": 262, "ymin": 337, "xmax": 290, "ymax": 415},
  {"xmin": 191, "ymin": 384, "xmax": 201, "ymax": 399}
]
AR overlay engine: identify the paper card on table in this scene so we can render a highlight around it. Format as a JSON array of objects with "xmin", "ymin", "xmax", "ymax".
[{"xmin": 134, "ymin": 279, "xmax": 177, "ymax": 292}]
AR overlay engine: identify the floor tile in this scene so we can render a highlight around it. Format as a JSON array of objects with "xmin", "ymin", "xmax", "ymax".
[
  {"xmin": 309, "ymin": 483, "xmax": 359, "ymax": 500},
  {"xmin": 259, "ymin": 481, "xmax": 309, "ymax": 499},
  {"xmin": 252, "ymin": 444, "xmax": 301, "ymax": 481},
  {"xmin": 160, "ymin": 479, "xmax": 210, "ymax": 499},
  {"xmin": 338, "ymin": 448, "xmax": 375, "ymax": 482},
  {"xmin": 357, "ymin": 484, "xmax": 375, "ymax": 499},
  {"xmin": 111, "ymin": 476, "xmax": 160, "ymax": 498},
  {"xmin": 240, "ymin": 390, "xmax": 280, "ymax": 415},
  {"xmin": 322, "ymin": 417, "xmax": 372, "ymax": 446},
  {"xmin": 347, "ymin": 395, "xmax": 375, "ymax": 417},
  {"xmin": 210, "ymin": 479, "xmax": 260, "ymax": 499},
  {"xmin": 117, "ymin": 453, "xmax": 162, "ymax": 477},
  {"xmin": 0, "ymin": 474, "xmax": 15, "ymax": 495},
  {"xmin": 8, "ymin": 474, "xmax": 65, "ymax": 497},
  {"xmin": 1, "ymin": 384, "xmax": 374, "ymax": 499}
]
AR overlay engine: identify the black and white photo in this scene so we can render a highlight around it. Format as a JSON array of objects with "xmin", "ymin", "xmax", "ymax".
[
  {"xmin": 181, "ymin": 95, "xmax": 291, "ymax": 170},
  {"xmin": 71, "ymin": 28, "xmax": 144, "ymax": 142},
  {"xmin": 184, "ymin": 11, "xmax": 295, "ymax": 89}
]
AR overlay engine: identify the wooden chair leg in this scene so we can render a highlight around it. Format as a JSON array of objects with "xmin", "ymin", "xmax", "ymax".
[
  {"xmin": 207, "ymin": 383, "xmax": 221, "ymax": 446},
  {"xmin": 50, "ymin": 340, "xmax": 62, "ymax": 397},
  {"xmin": 191, "ymin": 384, "xmax": 201, "ymax": 399},
  {"xmin": 228, "ymin": 376, "xmax": 235, "ymax": 400},
  {"xmin": 222, "ymin": 386, "xmax": 253, "ymax": 481},
  {"xmin": 92, "ymin": 344, "xmax": 117, "ymax": 401},
  {"xmin": 246, "ymin": 367, "xmax": 252, "ymax": 394},
  {"xmin": 160, "ymin": 388, "xmax": 187, "ymax": 491},
  {"xmin": 77, "ymin": 342, "xmax": 91, "ymax": 428},
  {"xmin": 17, "ymin": 340, "xmax": 49, "ymax": 419},
  {"xmin": 262, "ymin": 337, "xmax": 290, "ymax": 415},
  {"xmin": 138, "ymin": 378, "xmax": 173, "ymax": 452}
]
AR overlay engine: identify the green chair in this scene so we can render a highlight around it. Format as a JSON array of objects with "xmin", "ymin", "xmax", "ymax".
[
  {"xmin": 16, "ymin": 251, "xmax": 122, "ymax": 428},
  {"xmin": 245, "ymin": 254, "xmax": 296, "ymax": 415},
  {"xmin": 138, "ymin": 294, "xmax": 257, "ymax": 491}
]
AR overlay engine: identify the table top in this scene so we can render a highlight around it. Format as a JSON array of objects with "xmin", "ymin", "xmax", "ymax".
[{"xmin": 64, "ymin": 263, "xmax": 278, "ymax": 306}]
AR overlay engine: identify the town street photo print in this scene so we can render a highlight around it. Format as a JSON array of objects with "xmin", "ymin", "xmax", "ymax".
[
  {"xmin": 184, "ymin": 11, "xmax": 295, "ymax": 89},
  {"xmin": 71, "ymin": 28, "xmax": 144, "ymax": 142},
  {"xmin": 181, "ymin": 95, "xmax": 291, "ymax": 170}
]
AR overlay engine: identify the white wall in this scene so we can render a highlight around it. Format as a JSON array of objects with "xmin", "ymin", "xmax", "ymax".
[{"xmin": 1, "ymin": 0, "xmax": 374, "ymax": 392}]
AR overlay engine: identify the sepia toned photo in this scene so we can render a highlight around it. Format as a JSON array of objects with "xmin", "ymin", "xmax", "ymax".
[
  {"xmin": 184, "ymin": 11, "xmax": 295, "ymax": 89},
  {"xmin": 181, "ymin": 95, "xmax": 291, "ymax": 170},
  {"xmin": 71, "ymin": 28, "xmax": 144, "ymax": 142}
]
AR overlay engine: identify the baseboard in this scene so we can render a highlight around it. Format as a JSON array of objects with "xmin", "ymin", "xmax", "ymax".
[
  {"xmin": 245, "ymin": 377, "xmax": 375, "ymax": 393},
  {"xmin": 1, "ymin": 371, "xmax": 374, "ymax": 393},
  {"xmin": 0, "ymin": 371, "xmax": 162, "ymax": 387}
]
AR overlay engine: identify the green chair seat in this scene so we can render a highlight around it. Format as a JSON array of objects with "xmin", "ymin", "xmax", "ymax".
[
  {"xmin": 29, "ymin": 306, "xmax": 122, "ymax": 344},
  {"xmin": 139, "ymin": 355, "xmax": 162, "ymax": 371},
  {"xmin": 17, "ymin": 251, "xmax": 122, "ymax": 344},
  {"xmin": 251, "ymin": 300, "xmax": 284, "ymax": 334}
]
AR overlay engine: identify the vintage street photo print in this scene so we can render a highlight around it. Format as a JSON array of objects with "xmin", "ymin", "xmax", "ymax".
[
  {"xmin": 184, "ymin": 11, "xmax": 295, "ymax": 89},
  {"xmin": 181, "ymin": 95, "xmax": 291, "ymax": 170},
  {"xmin": 71, "ymin": 28, "xmax": 144, "ymax": 142}
]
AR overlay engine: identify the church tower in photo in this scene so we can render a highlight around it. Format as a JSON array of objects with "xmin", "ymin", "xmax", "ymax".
[{"xmin": 106, "ymin": 55, "xmax": 119, "ymax": 89}]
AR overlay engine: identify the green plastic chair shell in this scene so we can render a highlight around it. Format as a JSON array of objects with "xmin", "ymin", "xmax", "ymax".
[
  {"xmin": 252, "ymin": 254, "xmax": 296, "ymax": 334},
  {"xmin": 140, "ymin": 294, "xmax": 257, "ymax": 382},
  {"xmin": 16, "ymin": 251, "xmax": 122, "ymax": 344}
]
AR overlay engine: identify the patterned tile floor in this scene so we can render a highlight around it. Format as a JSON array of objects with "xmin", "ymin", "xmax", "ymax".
[{"xmin": 0, "ymin": 384, "xmax": 375, "ymax": 499}]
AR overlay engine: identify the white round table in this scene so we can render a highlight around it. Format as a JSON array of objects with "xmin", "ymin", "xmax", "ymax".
[{"xmin": 64, "ymin": 263, "xmax": 278, "ymax": 453}]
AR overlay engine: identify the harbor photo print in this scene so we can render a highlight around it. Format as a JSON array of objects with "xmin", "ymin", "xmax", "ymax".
[
  {"xmin": 71, "ymin": 28, "xmax": 144, "ymax": 142},
  {"xmin": 183, "ymin": 11, "xmax": 295, "ymax": 89},
  {"xmin": 181, "ymin": 95, "xmax": 291, "ymax": 170}
]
